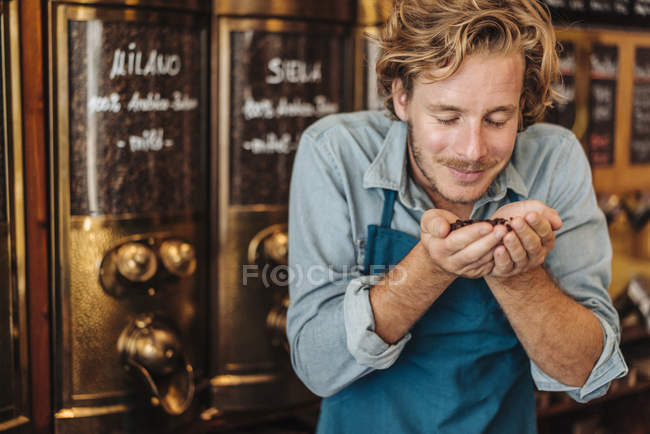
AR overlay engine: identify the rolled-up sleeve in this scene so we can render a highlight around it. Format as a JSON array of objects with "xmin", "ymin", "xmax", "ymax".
[
  {"xmin": 531, "ymin": 132, "xmax": 628, "ymax": 402},
  {"xmin": 531, "ymin": 316, "xmax": 627, "ymax": 402},
  {"xmin": 344, "ymin": 275, "xmax": 411, "ymax": 368}
]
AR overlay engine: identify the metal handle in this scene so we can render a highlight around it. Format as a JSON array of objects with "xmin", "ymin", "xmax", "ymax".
[{"xmin": 118, "ymin": 315, "xmax": 195, "ymax": 415}]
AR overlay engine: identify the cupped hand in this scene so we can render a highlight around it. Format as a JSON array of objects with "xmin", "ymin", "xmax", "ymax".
[
  {"xmin": 491, "ymin": 200, "xmax": 562, "ymax": 230},
  {"xmin": 420, "ymin": 209, "xmax": 508, "ymax": 279},
  {"xmin": 488, "ymin": 200, "xmax": 562, "ymax": 278}
]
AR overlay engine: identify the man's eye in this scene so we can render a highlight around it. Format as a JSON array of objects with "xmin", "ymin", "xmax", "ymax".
[
  {"xmin": 437, "ymin": 118, "xmax": 458, "ymax": 125},
  {"xmin": 486, "ymin": 118, "xmax": 507, "ymax": 127}
]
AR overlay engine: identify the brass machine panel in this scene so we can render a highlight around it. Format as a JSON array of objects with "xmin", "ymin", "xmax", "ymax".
[
  {"xmin": 50, "ymin": 3, "xmax": 209, "ymax": 433},
  {"xmin": 212, "ymin": 14, "xmax": 353, "ymax": 411},
  {"xmin": 0, "ymin": 0, "xmax": 29, "ymax": 432}
]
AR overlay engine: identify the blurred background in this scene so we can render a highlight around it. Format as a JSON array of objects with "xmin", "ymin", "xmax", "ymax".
[{"xmin": 1, "ymin": 0, "xmax": 650, "ymax": 433}]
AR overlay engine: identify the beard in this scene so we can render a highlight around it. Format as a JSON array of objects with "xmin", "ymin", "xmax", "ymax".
[{"xmin": 407, "ymin": 120, "xmax": 502, "ymax": 205}]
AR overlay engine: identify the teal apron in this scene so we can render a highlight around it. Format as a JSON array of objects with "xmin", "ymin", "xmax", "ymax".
[{"xmin": 317, "ymin": 189, "xmax": 536, "ymax": 434}]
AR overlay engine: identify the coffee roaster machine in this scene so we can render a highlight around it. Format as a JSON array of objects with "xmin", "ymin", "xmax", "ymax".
[
  {"xmin": 208, "ymin": 0, "xmax": 353, "ymax": 415},
  {"xmin": 49, "ymin": 0, "xmax": 210, "ymax": 432},
  {"xmin": 0, "ymin": 0, "xmax": 29, "ymax": 432}
]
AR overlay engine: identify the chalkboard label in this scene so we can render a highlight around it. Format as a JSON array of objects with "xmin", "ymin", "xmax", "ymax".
[
  {"xmin": 545, "ymin": 41, "xmax": 576, "ymax": 130},
  {"xmin": 631, "ymin": 47, "xmax": 650, "ymax": 164},
  {"xmin": 587, "ymin": 44, "xmax": 618, "ymax": 167},
  {"xmin": 229, "ymin": 30, "xmax": 347, "ymax": 206},
  {"xmin": 68, "ymin": 19, "xmax": 206, "ymax": 216}
]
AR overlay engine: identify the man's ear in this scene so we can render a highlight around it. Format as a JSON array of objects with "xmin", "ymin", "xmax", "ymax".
[{"xmin": 392, "ymin": 79, "xmax": 409, "ymax": 121}]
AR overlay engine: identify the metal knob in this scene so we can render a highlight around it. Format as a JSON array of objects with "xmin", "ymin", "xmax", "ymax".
[
  {"xmin": 159, "ymin": 240, "xmax": 196, "ymax": 277},
  {"xmin": 116, "ymin": 243, "xmax": 157, "ymax": 282},
  {"xmin": 263, "ymin": 232, "xmax": 288, "ymax": 266},
  {"xmin": 247, "ymin": 224, "xmax": 289, "ymax": 266},
  {"xmin": 118, "ymin": 315, "xmax": 195, "ymax": 415}
]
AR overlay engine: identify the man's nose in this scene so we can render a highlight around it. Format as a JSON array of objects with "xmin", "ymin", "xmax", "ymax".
[{"xmin": 456, "ymin": 122, "xmax": 488, "ymax": 161}]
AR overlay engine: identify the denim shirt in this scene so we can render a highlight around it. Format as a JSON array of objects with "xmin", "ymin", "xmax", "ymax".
[{"xmin": 287, "ymin": 110, "xmax": 628, "ymax": 402}]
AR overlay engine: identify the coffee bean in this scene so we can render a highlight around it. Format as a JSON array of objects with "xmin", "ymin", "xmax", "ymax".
[{"xmin": 449, "ymin": 218, "xmax": 513, "ymax": 232}]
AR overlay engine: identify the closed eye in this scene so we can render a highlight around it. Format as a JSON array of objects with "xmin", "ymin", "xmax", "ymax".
[
  {"xmin": 437, "ymin": 117, "xmax": 459, "ymax": 125},
  {"xmin": 485, "ymin": 118, "xmax": 508, "ymax": 127}
]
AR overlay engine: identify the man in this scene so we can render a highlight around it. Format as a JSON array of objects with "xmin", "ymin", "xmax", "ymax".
[{"xmin": 287, "ymin": 1, "xmax": 628, "ymax": 432}]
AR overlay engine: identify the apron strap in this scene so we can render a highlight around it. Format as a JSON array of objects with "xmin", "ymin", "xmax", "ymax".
[
  {"xmin": 506, "ymin": 189, "xmax": 521, "ymax": 203},
  {"xmin": 380, "ymin": 189, "xmax": 397, "ymax": 228}
]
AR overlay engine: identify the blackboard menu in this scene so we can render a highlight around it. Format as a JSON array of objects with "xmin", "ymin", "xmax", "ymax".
[
  {"xmin": 545, "ymin": 41, "xmax": 576, "ymax": 130},
  {"xmin": 229, "ymin": 31, "xmax": 347, "ymax": 206},
  {"xmin": 68, "ymin": 19, "xmax": 205, "ymax": 216},
  {"xmin": 541, "ymin": 0, "xmax": 650, "ymax": 27},
  {"xmin": 631, "ymin": 47, "xmax": 650, "ymax": 164},
  {"xmin": 587, "ymin": 44, "xmax": 618, "ymax": 167}
]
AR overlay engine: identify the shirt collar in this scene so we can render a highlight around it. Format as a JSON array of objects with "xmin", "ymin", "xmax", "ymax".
[
  {"xmin": 362, "ymin": 119, "xmax": 408, "ymax": 193},
  {"xmin": 362, "ymin": 119, "xmax": 530, "ymax": 204}
]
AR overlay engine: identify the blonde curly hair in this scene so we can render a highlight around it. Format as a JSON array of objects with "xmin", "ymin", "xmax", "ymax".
[{"xmin": 374, "ymin": 0, "xmax": 561, "ymax": 128}]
